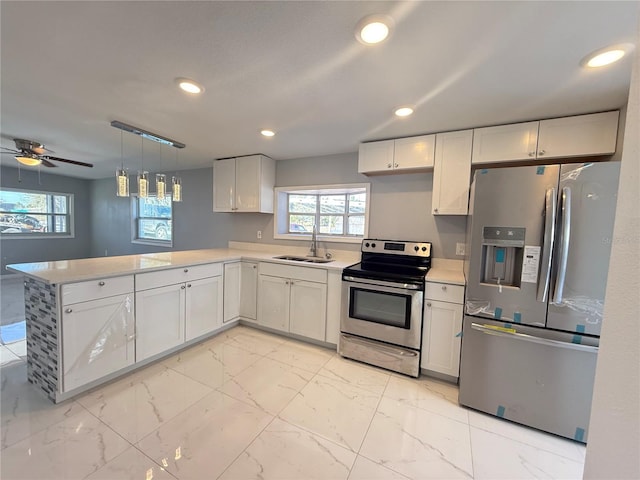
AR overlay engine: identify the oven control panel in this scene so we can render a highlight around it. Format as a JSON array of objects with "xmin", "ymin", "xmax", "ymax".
[{"xmin": 361, "ymin": 239, "xmax": 431, "ymax": 257}]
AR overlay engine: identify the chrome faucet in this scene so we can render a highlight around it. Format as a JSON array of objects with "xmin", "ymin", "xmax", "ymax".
[{"xmin": 308, "ymin": 224, "xmax": 318, "ymax": 257}]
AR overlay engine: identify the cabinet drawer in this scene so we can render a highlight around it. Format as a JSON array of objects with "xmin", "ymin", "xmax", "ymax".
[
  {"xmin": 425, "ymin": 282, "xmax": 464, "ymax": 304},
  {"xmin": 259, "ymin": 262, "xmax": 327, "ymax": 283},
  {"xmin": 62, "ymin": 275, "xmax": 134, "ymax": 305},
  {"xmin": 136, "ymin": 263, "xmax": 223, "ymax": 291}
]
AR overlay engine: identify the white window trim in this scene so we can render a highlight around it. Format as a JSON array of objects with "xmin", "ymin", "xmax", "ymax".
[
  {"xmin": 274, "ymin": 183, "xmax": 370, "ymax": 244},
  {"xmin": 0, "ymin": 187, "xmax": 75, "ymax": 240},
  {"xmin": 131, "ymin": 194, "xmax": 173, "ymax": 247}
]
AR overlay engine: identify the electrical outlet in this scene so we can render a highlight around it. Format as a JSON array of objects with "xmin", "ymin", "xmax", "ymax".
[
  {"xmin": 456, "ymin": 243, "xmax": 466, "ymax": 256},
  {"xmin": 257, "ymin": 230, "xmax": 262, "ymax": 239}
]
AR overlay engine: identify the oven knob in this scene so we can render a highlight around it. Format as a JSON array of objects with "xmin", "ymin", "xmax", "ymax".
[
  {"xmin": 414, "ymin": 246, "xmax": 419, "ymax": 251},
  {"xmin": 422, "ymin": 246, "xmax": 427, "ymax": 252},
  {"xmin": 365, "ymin": 242, "xmax": 370, "ymax": 248},
  {"xmin": 371, "ymin": 243, "xmax": 376, "ymax": 248}
]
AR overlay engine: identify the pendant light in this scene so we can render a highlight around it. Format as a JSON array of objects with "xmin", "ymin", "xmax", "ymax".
[
  {"xmin": 137, "ymin": 137, "xmax": 149, "ymax": 198},
  {"xmin": 172, "ymin": 148, "xmax": 182, "ymax": 202},
  {"xmin": 156, "ymin": 143, "xmax": 166, "ymax": 200},
  {"xmin": 116, "ymin": 131, "xmax": 130, "ymax": 197}
]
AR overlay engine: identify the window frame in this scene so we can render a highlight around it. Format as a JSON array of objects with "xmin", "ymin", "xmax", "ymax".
[
  {"xmin": 0, "ymin": 187, "xmax": 74, "ymax": 239},
  {"xmin": 274, "ymin": 183, "xmax": 370, "ymax": 244},
  {"xmin": 131, "ymin": 194, "xmax": 173, "ymax": 247}
]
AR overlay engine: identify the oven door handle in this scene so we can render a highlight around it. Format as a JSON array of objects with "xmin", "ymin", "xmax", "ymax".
[{"xmin": 343, "ymin": 276, "xmax": 422, "ymax": 290}]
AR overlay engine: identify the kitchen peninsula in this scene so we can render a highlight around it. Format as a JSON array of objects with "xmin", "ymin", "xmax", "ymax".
[{"xmin": 6, "ymin": 246, "xmax": 359, "ymax": 403}]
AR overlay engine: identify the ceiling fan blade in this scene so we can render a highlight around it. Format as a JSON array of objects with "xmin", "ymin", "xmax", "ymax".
[
  {"xmin": 42, "ymin": 155, "xmax": 93, "ymax": 168},
  {"xmin": 1, "ymin": 147, "xmax": 19, "ymax": 154},
  {"xmin": 41, "ymin": 159, "xmax": 57, "ymax": 168}
]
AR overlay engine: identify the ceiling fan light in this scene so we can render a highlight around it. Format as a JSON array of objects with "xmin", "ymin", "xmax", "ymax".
[{"xmin": 15, "ymin": 154, "xmax": 42, "ymax": 166}]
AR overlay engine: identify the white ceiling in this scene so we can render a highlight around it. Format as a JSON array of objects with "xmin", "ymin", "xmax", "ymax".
[{"xmin": 1, "ymin": 1, "xmax": 638, "ymax": 180}]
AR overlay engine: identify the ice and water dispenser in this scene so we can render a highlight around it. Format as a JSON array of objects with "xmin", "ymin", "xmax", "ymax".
[{"xmin": 480, "ymin": 227, "xmax": 525, "ymax": 288}]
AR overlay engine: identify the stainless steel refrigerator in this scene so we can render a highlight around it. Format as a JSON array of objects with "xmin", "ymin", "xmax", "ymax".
[{"xmin": 459, "ymin": 162, "xmax": 620, "ymax": 443}]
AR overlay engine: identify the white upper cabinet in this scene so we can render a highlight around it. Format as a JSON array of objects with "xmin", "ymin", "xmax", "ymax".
[
  {"xmin": 472, "ymin": 121, "xmax": 539, "ymax": 164},
  {"xmin": 472, "ymin": 111, "xmax": 619, "ymax": 164},
  {"xmin": 537, "ymin": 111, "xmax": 619, "ymax": 159},
  {"xmin": 432, "ymin": 130, "xmax": 473, "ymax": 215},
  {"xmin": 213, "ymin": 154, "xmax": 276, "ymax": 213},
  {"xmin": 358, "ymin": 135, "xmax": 435, "ymax": 174}
]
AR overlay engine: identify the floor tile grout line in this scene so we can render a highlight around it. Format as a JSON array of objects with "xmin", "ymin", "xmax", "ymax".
[{"xmin": 354, "ymin": 371, "xmax": 391, "ymax": 456}]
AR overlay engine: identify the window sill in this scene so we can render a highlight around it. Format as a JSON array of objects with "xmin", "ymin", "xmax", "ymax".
[
  {"xmin": 132, "ymin": 239, "xmax": 173, "ymax": 248},
  {"xmin": 273, "ymin": 233, "xmax": 363, "ymax": 244},
  {"xmin": 0, "ymin": 233, "xmax": 74, "ymax": 240}
]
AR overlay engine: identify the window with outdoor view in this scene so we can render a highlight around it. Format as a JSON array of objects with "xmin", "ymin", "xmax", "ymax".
[
  {"xmin": 0, "ymin": 188, "xmax": 73, "ymax": 237},
  {"xmin": 132, "ymin": 195, "xmax": 172, "ymax": 246},
  {"xmin": 274, "ymin": 184, "xmax": 370, "ymax": 242}
]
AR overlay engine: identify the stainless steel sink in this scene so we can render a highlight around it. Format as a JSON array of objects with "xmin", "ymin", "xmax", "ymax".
[{"xmin": 274, "ymin": 255, "xmax": 333, "ymax": 264}]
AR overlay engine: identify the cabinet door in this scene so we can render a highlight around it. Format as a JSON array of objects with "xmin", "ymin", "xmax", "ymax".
[
  {"xmin": 136, "ymin": 284, "xmax": 185, "ymax": 362},
  {"xmin": 421, "ymin": 299, "xmax": 463, "ymax": 378},
  {"xmin": 432, "ymin": 130, "xmax": 473, "ymax": 215},
  {"xmin": 289, "ymin": 280, "xmax": 327, "ymax": 341},
  {"xmin": 358, "ymin": 140, "xmax": 395, "ymax": 173},
  {"xmin": 213, "ymin": 159, "xmax": 236, "ymax": 212},
  {"xmin": 257, "ymin": 275, "xmax": 290, "ymax": 332},
  {"xmin": 324, "ymin": 270, "xmax": 342, "ymax": 344},
  {"xmin": 62, "ymin": 293, "xmax": 135, "ymax": 392},
  {"xmin": 240, "ymin": 262, "xmax": 258, "ymax": 320},
  {"xmin": 472, "ymin": 122, "xmax": 539, "ymax": 164},
  {"xmin": 223, "ymin": 262, "xmax": 241, "ymax": 323},
  {"xmin": 235, "ymin": 155, "xmax": 261, "ymax": 211},
  {"xmin": 394, "ymin": 135, "xmax": 435, "ymax": 170},
  {"xmin": 537, "ymin": 111, "xmax": 619, "ymax": 159},
  {"xmin": 186, "ymin": 276, "xmax": 223, "ymax": 340}
]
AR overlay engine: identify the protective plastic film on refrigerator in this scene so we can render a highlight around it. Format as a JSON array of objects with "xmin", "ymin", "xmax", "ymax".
[{"xmin": 459, "ymin": 162, "xmax": 620, "ymax": 443}]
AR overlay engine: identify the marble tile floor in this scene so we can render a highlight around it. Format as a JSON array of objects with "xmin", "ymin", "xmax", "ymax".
[{"xmin": 0, "ymin": 325, "xmax": 586, "ymax": 480}]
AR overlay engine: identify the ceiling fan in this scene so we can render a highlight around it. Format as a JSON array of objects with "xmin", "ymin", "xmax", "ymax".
[{"xmin": 0, "ymin": 138, "xmax": 93, "ymax": 168}]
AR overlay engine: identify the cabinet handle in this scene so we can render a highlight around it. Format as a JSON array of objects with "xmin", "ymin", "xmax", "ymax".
[
  {"xmin": 528, "ymin": 151, "xmax": 535, "ymax": 157},
  {"xmin": 433, "ymin": 208, "xmax": 439, "ymax": 213},
  {"xmin": 426, "ymin": 303, "xmax": 432, "ymax": 307},
  {"xmin": 394, "ymin": 163, "xmax": 398, "ymax": 168},
  {"xmin": 538, "ymin": 149, "xmax": 546, "ymax": 156},
  {"xmin": 187, "ymin": 284, "xmax": 192, "ymax": 288},
  {"xmin": 181, "ymin": 285, "xmax": 186, "ymax": 289},
  {"xmin": 65, "ymin": 308, "xmax": 72, "ymax": 313},
  {"xmin": 184, "ymin": 268, "xmax": 189, "ymax": 273},
  {"xmin": 98, "ymin": 281, "xmax": 105, "ymax": 286},
  {"xmin": 252, "ymin": 265, "xmax": 257, "ymax": 269},
  {"xmin": 387, "ymin": 163, "xmax": 392, "ymax": 168},
  {"xmin": 127, "ymin": 334, "xmax": 136, "ymax": 341},
  {"xmin": 441, "ymin": 285, "xmax": 447, "ymax": 291},
  {"xmin": 285, "ymin": 280, "xmax": 289, "ymax": 285}
]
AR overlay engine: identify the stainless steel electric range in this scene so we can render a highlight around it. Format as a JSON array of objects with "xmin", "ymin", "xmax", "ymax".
[{"xmin": 339, "ymin": 239, "xmax": 431, "ymax": 377}]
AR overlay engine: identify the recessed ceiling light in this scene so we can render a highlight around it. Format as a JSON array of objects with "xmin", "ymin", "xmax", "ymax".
[
  {"xmin": 581, "ymin": 43, "xmax": 635, "ymax": 68},
  {"xmin": 355, "ymin": 14, "xmax": 394, "ymax": 45},
  {"xmin": 394, "ymin": 106, "xmax": 414, "ymax": 117},
  {"xmin": 176, "ymin": 78, "xmax": 204, "ymax": 94},
  {"xmin": 261, "ymin": 129, "xmax": 275, "ymax": 137}
]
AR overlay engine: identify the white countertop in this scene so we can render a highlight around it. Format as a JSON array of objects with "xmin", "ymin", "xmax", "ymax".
[
  {"xmin": 6, "ymin": 244, "xmax": 465, "ymax": 286},
  {"xmin": 6, "ymin": 248, "xmax": 359, "ymax": 285}
]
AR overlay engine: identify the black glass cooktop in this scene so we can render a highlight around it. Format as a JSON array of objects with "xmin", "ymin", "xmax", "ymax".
[{"xmin": 343, "ymin": 261, "xmax": 429, "ymax": 284}]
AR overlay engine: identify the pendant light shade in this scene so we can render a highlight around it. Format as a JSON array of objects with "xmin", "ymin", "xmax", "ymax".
[
  {"xmin": 138, "ymin": 171, "xmax": 149, "ymax": 198},
  {"xmin": 172, "ymin": 176, "xmax": 182, "ymax": 202},
  {"xmin": 156, "ymin": 173, "xmax": 166, "ymax": 200},
  {"xmin": 116, "ymin": 168, "xmax": 130, "ymax": 197}
]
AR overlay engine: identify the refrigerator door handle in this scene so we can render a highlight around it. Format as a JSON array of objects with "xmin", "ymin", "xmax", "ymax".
[
  {"xmin": 470, "ymin": 323, "xmax": 598, "ymax": 353},
  {"xmin": 537, "ymin": 187, "xmax": 557, "ymax": 302},
  {"xmin": 553, "ymin": 187, "xmax": 572, "ymax": 304}
]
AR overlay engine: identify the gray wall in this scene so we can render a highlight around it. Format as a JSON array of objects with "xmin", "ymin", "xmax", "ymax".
[
  {"xmin": 0, "ymin": 165, "xmax": 92, "ymax": 273},
  {"xmin": 6, "ymin": 152, "xmax": 468, "ymax": 263}
]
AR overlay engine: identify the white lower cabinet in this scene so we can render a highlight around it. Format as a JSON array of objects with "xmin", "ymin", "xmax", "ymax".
[
  {"xmin": 240, "ymin": 262, "xmax": 258, "ymax": 320},
  {"xmin": 257, "ymin": 262, "xmax": 328, "ymax": 341},
  {"xmin": 421, "ymin": 282, "xmax": 465, "ymax": 379},
  {"xmin": 185, "ymin": 276, "xmax": 223, "ymax": 340},
  {"xmin": 223, "ymin": 262, "xmax": 241, "ymax": 323},
  {"xmin": 61, "ymin": 292, "xmax": 135, "ymax": 392},
  {"xmin": 135, "ymin": 283, "xmax": 186, "ymax": 362},
  {"xmin": 135, "ymin": 264, "xmax": 223, "ymax": 362}
]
